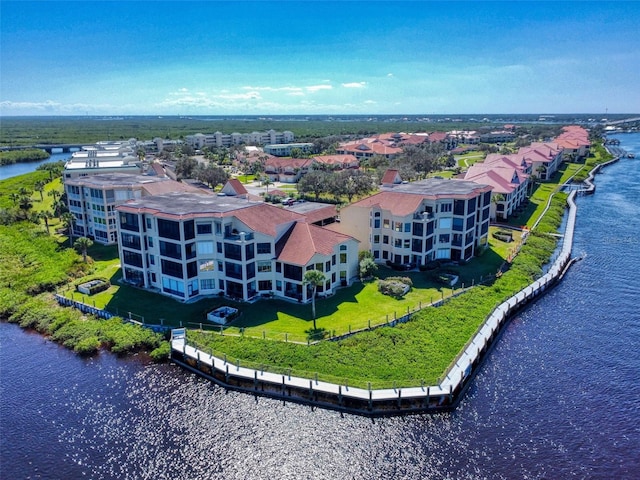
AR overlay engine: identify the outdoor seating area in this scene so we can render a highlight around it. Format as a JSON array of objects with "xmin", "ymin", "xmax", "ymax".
[{"xmin": 206, "ymin": 306, "xmax": 239, "ymax": 325}]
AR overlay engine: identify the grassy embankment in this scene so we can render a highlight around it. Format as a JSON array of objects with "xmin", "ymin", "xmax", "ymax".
[{"xmin": 0, "ymin": 172, "xmax": 167, "ymax": 358}]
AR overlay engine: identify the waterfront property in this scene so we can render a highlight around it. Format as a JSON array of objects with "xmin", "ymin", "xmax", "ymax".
[
  {"xmin": 331, "ymin": 178, "xmax": 492, "ymax": 266},
  {"xmin": 116, "ymin": 193, "xmax": 359, "ymax": 303},
  {"xmin": 64, "ymin": 173, "xmax": 202, "ymax": 244},
  {"xmin": 185, "ymin": 129, "xmax": 295, "ymax": 149},
  {"xmin": 464, "ymin": 155, "xmax": 530, "ymax": 220}
]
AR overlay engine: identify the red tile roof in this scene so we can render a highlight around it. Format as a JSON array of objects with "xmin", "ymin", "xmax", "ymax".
[
  {"xmin": 228, "ymin": 203, "xmax": 303, "ymax": 237},
  {"xmin": 381, "ymin": 169, "xmax": 401, "ymax": 185},
  {"xmin": 276, "ymin": 222, "xmax": 355, "ymax": 265},
  {"xmin": 225, "ymin": 178, "xmax": 248, "ymax": 195},
  {"xmin": 349, "ymin": 191, "xmax": 425, "ymax": 216}
]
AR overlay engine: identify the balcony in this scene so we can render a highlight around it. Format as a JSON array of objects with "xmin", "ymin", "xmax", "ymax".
[
  {"xmin": 224, "ymin": 231, "xmax": 254, "ymax": 242},
  {"xmin": 413, "ymin": 212, "xmax": 434, "ymax": 221}
]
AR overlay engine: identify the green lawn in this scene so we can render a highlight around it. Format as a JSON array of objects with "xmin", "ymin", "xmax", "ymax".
[{"xmin": 62, "ymin": 228, "xmax": 515, "ymax": 343}]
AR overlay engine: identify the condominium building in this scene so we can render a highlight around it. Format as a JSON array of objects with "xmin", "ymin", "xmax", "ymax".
[
  {"xmin": 185, "ymin": 130, "xmax": 295, "ymax": 149},
  {"xmin": 64, "ymin": 174, "xmax": 201, "ymax": 245},
  {"xmin": 115, "ymin": 193, "xmax": 359, "ymax": 303},
  {"xmin": 464, "ymin": 155, "xmax": 530, "ymax": 220},
  {"xmin": 333, "ymin": 178, "xmax": 492, "ymax": 266}
]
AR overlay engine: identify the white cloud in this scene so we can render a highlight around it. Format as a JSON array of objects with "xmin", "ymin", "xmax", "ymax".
[
  {"xmin": 306, "ymin": 84, "xmax": 333, "ymax": 93},
  {"xmin": 387, "ymin": 73, "xmax": 394, "ymax": 77},
  {"xmin": 364, "ymin": 100, "xmax": 377, "ymax": 104},
  {"xmin": 342, "ymin": 82, "xmax": 367, "ymax": 88}
]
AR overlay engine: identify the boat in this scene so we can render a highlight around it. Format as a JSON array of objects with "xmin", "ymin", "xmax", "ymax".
[{"xmin": 628, "ymin": 153, "xmax": 636, "ymax": 159}]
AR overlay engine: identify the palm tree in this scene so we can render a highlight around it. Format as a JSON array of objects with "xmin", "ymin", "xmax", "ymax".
[
  {"xmin": 74, "ymin": 236, "xmax": 94, "ymax": 262},
  {"xmin": 38, "ymin": 210, "xmax": 53, "ymax": 234},
  {"xmin": 61, "ymin": 212, "xmax": 75, "ymax": 247},
  {"xmin": 48, "ymin": 189, "xmax": 59, "ymax": 203},
  {"xmin": 34, "ymin": 181, "xmax": 45, "ymax": 201},
  {"xmin": 303, "ymin": 269, "xmax": 326, "ymax": 330}
]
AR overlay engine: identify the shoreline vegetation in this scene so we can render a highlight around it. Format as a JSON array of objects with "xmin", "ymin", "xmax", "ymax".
[
  {"xmin": 0, "ymin": 148, "xmax": 50, "ymax": 166},
  {"xmin": 0, "ymin": 128, "xmax": 615, "ymax": 388}
]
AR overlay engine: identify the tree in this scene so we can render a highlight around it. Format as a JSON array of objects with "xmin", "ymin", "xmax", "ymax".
[
  {"xmin": 34, "ymin": 181, "xmax": 45, "ymax": 201},
  {"xmin": 74, "ymin": 236, "xmax": 94, "ymax": 262},
  {"xmin": 37, "ymin": 210, "xmax": 53, "ymax": 234},
  {"xmin": 174, "ymin": 156, "xmax": 198, "ymax": 179},
  {"xmin": 297, "ymin": 170, "xmax": 331, "ymax": 201},
  {"xmin": 195, "ymin": 164, "xmax": 229, "ymax": 190},
  {"xmin": 18, "ymin": 195, "xmax": 33, "ymax": 218},
  {"xmin": 9, "ymin": 192, "xmax": 19, "ymax": 205},
  {"xmin": 359, "ymin": 256, "xmax": 378, "ymax": 280},
  {"xmin": 303, "ymin": 269, "xmax": 326, "ymax": 330},
  {"xmin": 61, "ymin": 212, "xmax": 75, "ymax": 247}
]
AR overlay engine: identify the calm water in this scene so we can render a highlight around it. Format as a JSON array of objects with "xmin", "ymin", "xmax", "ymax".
[
  {"xmin": 0, "ymin": 152, "xmax": 71, "ymax": 180},
  {"xmin": 1, "ymin": 134, "xmax": 639, "ymax": 479}
]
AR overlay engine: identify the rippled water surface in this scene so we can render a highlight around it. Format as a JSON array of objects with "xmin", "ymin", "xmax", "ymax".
[{"xmin": 1, "ymin": 134, "xmax": 639, "ymax": 479}]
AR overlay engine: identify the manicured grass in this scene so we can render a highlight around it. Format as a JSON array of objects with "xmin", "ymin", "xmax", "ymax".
[{"xmin": 60, "ymin": 230, "xmax": 514, "ymax": 344}]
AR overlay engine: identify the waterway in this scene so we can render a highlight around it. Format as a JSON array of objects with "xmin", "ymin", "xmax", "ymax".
[
  {"xmin": 0, "ymin": 151, "xmax": 71, "ymax": 180},
  {"xmin": 1, "ymin": 134, "xmax": 639, "ymax": 479}
]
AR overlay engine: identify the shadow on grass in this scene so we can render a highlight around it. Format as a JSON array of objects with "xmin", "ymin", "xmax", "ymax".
[{"xmin": 305, "ymin": 327, "xmax": 328, "ymax": 341}]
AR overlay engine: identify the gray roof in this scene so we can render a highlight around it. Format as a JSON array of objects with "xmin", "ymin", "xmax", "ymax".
[
  {"xmin": 380, "ymin": 177, "xmax": 490, "ymax": 196},
  {"xmin": 119, "ymin": 192, "xmax": 258, "ymax": 216},
  {"xmin": 65, "ymin": 173, "xmax": 168, "ymax": 187}
]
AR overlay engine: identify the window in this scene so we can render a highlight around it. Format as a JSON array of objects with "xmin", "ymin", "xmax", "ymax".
[
  {"xmin": 186, "ymin": 261, "xmax": 198, "ymax": 278},
  {"xmin": 185, "ymin": 242, "xmax": 196, "ymax": 260},
  {"xmin": 149, "ymin": 254, "xmax": 155, "ymax": 265},
  {"xmin": 146, "ymin": 217, "xmax": 152, "ymax": 230},
  {"xmin": 439, "ymin": 217, "xmax": 452, "ymax": 229},
  {"xmin": 452, "ymin": 218, "xmax": 464, "ymax": 231},
  {"xmin": 158, "ymin": 219, "xmax": 180, "ymax": 240},
  {"xmin": 412, "ymin": 239, "xmax": 423, "ymax": 252},
  {"xmin": 147, "ymin": 236, "xmax": 154, "ymax": 248},
  {"xmin": 439, "ymin": 234, "xmax": 450, "ymax": 244},
  {"xmin": 258, "ymin": 280, "xmax": 272, "ymax": 291},
  {"xmin": 412, "ymin": 222, "xmax": 423, "ymax": 237},
  {"xmin": 201, "ymin": 279, "xmax": 215, "ymax": 290},
  {"xmin": 466, "ymin": 216, "xmax": 475, "ymax": 230},
  {"xmin": 467, "ymin": 197, "xmax": 477, "ymax": 212},
  {"xmin": 121, "ymin": 233, "xmax": 141, "ymax": 250},
  {"xmin": 197, "ymin": 223, "xmax": 212, "ymax": 235},
  {"xmin": 245, "ymin": 243, "xmax": 255, "ymax": 261},
  {"xmin": 162, "ymin": 277, "xmax": 184, "ymax": 296},
  {"xmin": 197, "ymin": 241, "xmax": 214, "ymax": 255},
  {"xmin": 160, "ymin": 240, "xmax": 182, "ymax": 259},
  {"xmin": 383, "ymin": 235, "xmax": 389, "ymax": 244},
  {"xmin": 440, "ymin": 202, "xmax": 452, "ymax": 213},
  {"xmin": 283, "ymin": 264, "xmax": 302, "ymax": 281},
  {"xmin": 246, "ymin": 262, "xmax": 255, "ymax": 280},
  {"xmin": 454, "ymin": 200, "xmax": 465, "ymax": 216},
  {"xmin": 119, "ymin": 212, "xmax": 140, "ymax": 232},
  {"xmin": 215, "ymin": 222, "xmax": 222, "ymax": 235},
  {"xmin": 373, "ymin": 218, "xmax": 380, "ymax": 228},
  {"xmin": 394, "ymin": 238, "xmax": 402, "ymax": 247},
  {"xmin": 383, "ymin": 219, "xmax": 390, "ymax": 229},
  {"xmin": 199, "ymin": 260, "xmax": 215, "ymax": 271},
  {"xmin": 403, "ymin": 239, "xmax": 410, "ymax": 248},
  {"xmin": 257, "ymin": 242, "xmax": 271, "ymax": 254},
  {"xmin": 161, "ymin": 259, "xmax": 183, "ymax": 278},
  {"xmin": 183, "ymin": 220, "xmax": 195, "ymax": 240},
  {"xmin": 224, "ymin": 243, "xmax": 242, "ymax": 261},
  {"xmin": 257, "ymin": 261, "xmax": 272, "ymax": 273},
  {"xmin": 123, "ymin": 250, "xmax": 143, "ymax": 267},
  {"xmin": 373, "ymin": 235, "xmax": 380, "ymax": 244},
  {"xmin": 225, "ymin": 262, "xmax": 243, "ymax": 279},
  {"xmin": 340, "ymin": 253, "xmax": 347, "ymax": 264}
]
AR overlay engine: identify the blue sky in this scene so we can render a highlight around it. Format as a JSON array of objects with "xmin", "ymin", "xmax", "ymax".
[{"xmin": 1, "ymin": 1, "xmax": 639, "ymax": 115}]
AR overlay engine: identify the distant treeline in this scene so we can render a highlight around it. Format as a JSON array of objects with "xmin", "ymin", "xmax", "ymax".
[
  {"xmin": 0, "ymin": 115, "xmax": 606, "ymax": 147},
  {"xmin": 0, "ymin": 149, "xmax": 50, "ymax": 165}
]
